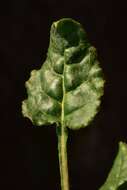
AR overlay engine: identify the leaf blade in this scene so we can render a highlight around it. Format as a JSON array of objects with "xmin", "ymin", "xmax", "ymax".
[
  {"xmin": 99, "ymin": 142, "xmax": 127, "ymax": 190},
  {"xmin": 22, "ymin": 18, "xmax": 104, "ymax": 128}
]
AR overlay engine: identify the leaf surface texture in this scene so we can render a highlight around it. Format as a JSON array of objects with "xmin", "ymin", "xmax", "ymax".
[{"xmin": 22, "ymin": 18, "xmax": 104, "ymax": 129}]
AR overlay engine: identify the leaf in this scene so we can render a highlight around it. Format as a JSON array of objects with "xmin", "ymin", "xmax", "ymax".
[
  {"xmin": 22, "ymin": 18, "xmax": 104, "ymax": 129},
  {"xmin": 99, "ymin": 142, "xmax": 127, "ymax": 190}
]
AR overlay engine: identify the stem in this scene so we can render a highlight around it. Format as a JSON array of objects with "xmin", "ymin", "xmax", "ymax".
[
  {"xmin": 57, "ymin": 127, "xmax": 69, "ymax": 190},
  {"xmin": 57, "ymin": 52, "xmax": 69, "ymax": 190}
]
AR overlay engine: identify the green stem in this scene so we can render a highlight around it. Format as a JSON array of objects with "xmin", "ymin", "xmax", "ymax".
[
  {"xmin": 57, "ymin": 50, "xmax": 69, "ymax": 190},
  {"xmin": 57, "ymin": 127, "xmax": 69, "ymax": 190}
]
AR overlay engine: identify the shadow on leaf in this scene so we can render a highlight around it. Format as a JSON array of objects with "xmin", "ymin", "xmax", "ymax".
[{"xmin": 118, "ymin": 182, "xmax": 127, "ymax": 190}]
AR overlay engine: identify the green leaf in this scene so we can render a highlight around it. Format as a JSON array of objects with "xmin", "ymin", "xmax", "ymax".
[
  {"xmin": 22, "ymin": 18, "xmax": 104, "ymax": 129},
  {"xmin": 99, "ymin": 142, "xmax": 127, "ymax": 190}
]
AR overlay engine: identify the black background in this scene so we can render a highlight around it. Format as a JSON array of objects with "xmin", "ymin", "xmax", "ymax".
[{"xmin": 0, "ymin": 0, "xmax": 127, "ymax": 190}]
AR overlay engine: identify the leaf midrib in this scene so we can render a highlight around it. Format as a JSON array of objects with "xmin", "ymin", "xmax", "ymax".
[{"xmin": 61, "ymin": 56, "xmax": 65, "ymax": 126}]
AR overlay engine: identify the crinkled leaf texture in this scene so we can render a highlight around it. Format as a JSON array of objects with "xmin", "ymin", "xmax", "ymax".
[
  {"xmin": 99, "ymin": 142, "xmax": 127, "ymax": 190},
  {"xmin": 22, "ymin": 18, "xmax": 104, "ymax": 129}
]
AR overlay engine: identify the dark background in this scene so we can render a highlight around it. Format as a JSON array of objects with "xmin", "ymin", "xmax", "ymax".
[{"xmin": 0, "ymin": 0, "xmax": 127, "ymax": 190}]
